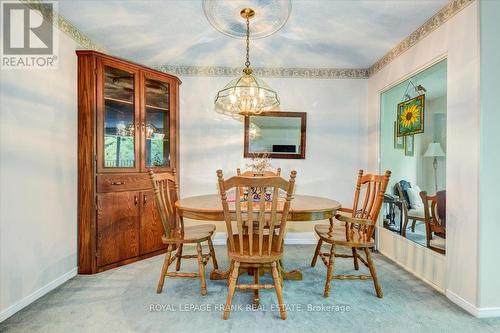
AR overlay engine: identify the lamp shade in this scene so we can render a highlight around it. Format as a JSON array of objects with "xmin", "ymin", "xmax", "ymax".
[{"xmin": 424, "ymin": 142, "xmax": 445, "ymax": 157}]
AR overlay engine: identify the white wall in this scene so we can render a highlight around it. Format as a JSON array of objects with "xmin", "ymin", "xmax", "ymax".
[
  {"xmin": 179, "ymin": 76, "xmax": 368, "ymax": 234},
  {"xmin": 478, "ymin": 0, "xmax": 500, "ymax": 314},
  {"xmin": 367, "ymin": 1, "xmax": 480, "ymax": 312},
  {"xmin": 0, "ymin": 28, "xmax": 79, "ymax": 320}
]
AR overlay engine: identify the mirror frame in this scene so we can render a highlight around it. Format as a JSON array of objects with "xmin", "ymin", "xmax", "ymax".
[{"xmin": 244, "ymin": 111, "xmax": 307, "ymax": 159}]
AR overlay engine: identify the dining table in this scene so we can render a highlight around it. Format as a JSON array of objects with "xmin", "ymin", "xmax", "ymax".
[{"xmin": 175, "ymin": 194, "xmax": 341, "ymax": 281}]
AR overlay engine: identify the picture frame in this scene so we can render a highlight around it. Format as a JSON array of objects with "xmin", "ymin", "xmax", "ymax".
[
  {"xmin": 405, "ymin": 135, "xmax": 414, "ymax": 156},
  {"xmin": 397, "ymin": 94, "xmax": 425, "ymax": 137},
  {"xmin": 394, "ymin": 121, "xmax": 404, "ymax": 149}
]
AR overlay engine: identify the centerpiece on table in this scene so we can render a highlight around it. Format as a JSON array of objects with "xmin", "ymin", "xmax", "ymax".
[{"xmin": 243, "ymin": 153, "xmax": 273, "ymax": 201}]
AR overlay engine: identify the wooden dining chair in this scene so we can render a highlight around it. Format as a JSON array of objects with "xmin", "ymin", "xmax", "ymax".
[
  {"xmin": 311, "ymin": 169, "xmax": 391, "ymax": 298},
  {"xmin": 217, "ymin": 169, "xmax": 296, "ymax": 320},
  {"xmin": 419, "ymin": 191, "xmax": 446, "ymax": 254},
  {"xmin": 149, "ymin": 169, "xmax": 218, "ymax": 296}
]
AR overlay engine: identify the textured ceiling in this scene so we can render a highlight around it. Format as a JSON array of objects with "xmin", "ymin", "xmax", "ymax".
[{"xmin": 58, "ymin": 0, "xmax": 449, "ymax": 68}]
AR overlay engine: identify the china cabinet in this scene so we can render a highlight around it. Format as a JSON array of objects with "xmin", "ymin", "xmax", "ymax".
[{"xmin": 77, "ymin": 51, "xmax": 180, "ymax": 273}]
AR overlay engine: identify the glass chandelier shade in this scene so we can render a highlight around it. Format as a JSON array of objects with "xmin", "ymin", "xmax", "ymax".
[
  {"xmin": 214, "ymin": 72, "xmax": 279, "ymax": 118},
  {"xmin": 214, "ymin": 8, "xmax": 280, "ymax": 118}
]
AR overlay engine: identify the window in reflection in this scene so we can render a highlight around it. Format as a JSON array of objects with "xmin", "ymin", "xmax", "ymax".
[{"xmin": 380, "ymin": 59, "xmax": 447, "ymax": 255}]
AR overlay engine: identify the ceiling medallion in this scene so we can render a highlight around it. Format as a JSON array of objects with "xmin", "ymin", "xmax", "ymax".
[
  {"xmin": 213, "ymin": 7, "xmax": 280, "ymax": 119},
  {"xmin": 203, "ymin": 0, "xmax": 292, "ymax": 39}
]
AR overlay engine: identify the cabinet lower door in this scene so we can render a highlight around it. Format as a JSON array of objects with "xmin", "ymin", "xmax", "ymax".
[
  {"xmin": 140, "ymin": 191, "xmax": 166, "ymax": 254},
  {"xmin": 97, "ymin": 192, "xmax": 140, "ymax": 267}
]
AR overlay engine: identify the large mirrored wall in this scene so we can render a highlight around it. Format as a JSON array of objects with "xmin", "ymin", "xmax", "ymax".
[{"xmin": 380, "ymin": 59, "xmax": 447, "ymax": 255}]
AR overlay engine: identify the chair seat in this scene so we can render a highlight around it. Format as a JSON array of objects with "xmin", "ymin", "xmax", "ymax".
[
  {"xmin": 314, "ymin": 223, "xmax": 374, "ymax": 247},
  {"xmin": 162, "ymin": 224, "xmax": 216, "ymax": 244},
  {"xmin": 227, "ymin": 234, "xmax": 283, "ymax": 263},
  {"xmin": 429, "ymin": 235, "xmax": 446, "ymax": 250},
  {"xmin": 408, "ymin": 207, "xmax": 425, "ymax": 219}
]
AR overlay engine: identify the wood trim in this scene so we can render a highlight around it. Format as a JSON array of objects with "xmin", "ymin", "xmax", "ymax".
[
  {"xmin": 77, "ymin": 53, "xmax": 97, "ymax": 274},
  {"xmin": 244, "ymin": 111, "xmax": 307, "ymax": 159},
  {"xmin": 76, "ymin": 50, "xmax": 182, "ymax": 84}
]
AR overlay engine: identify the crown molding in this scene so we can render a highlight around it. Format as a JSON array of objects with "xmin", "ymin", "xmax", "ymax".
[
  {"xmin": 368, "ymin": 0, "xmax": 475, "ymax": 76},
  {"xmin": 22, "ymin": 0, "xmax": 475, "ymax": 79},
  {"xmin": 153, "ymin": 65, "xmax": 369, "ymax": 79}
]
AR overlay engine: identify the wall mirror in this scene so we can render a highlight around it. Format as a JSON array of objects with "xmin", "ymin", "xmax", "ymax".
[
  {"xmin": 380, "ymin": 59, "xmax": 447, "ymax": 256},
  {"xmin": 244, "ymin": 112, "xmax": 306, "ymax": 159}
]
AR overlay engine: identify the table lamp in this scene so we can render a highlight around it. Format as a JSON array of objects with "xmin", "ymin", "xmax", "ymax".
[{"xmin": 424, "ymin": 142, "xmax": 446, "ymax": 193}]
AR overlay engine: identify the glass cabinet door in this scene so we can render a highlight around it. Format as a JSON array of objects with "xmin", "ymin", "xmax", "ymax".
[
  {"xmin": 143, "ymin": 75, "xmax": 171, "ymax": 169},
  {"xmin": 97, "ymin": 61, "xmax": 139, "ymax": 172}
]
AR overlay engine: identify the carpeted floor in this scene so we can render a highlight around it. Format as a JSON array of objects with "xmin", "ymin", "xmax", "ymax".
[{"xmin": 1, "ymin": 245, "xmax": 500, "ymax": 333}]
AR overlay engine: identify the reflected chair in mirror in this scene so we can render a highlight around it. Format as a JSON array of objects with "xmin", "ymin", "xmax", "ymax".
[
  {"xmin": 217, "ymin": 169, "xmax": 297, "ymax": 320},
  {"xmin": 149, "ymin": 169, "xmax": 218, "ymax": 296},
  {"xmin": 395, "ymin": 181, "xmax": 425, "ymax": 237},
  {"xmin": 311, "ymin": 169, "xmax": 391, "ymax": 298},
  {"xmin": 419, "ymin": 191, "xmax": 446, "ymax": 254}
]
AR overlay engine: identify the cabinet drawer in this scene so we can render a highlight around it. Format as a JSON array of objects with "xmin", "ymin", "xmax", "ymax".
[{"xmin": 97, "ymin": 173, "xmax": 152, "ymax": 192}]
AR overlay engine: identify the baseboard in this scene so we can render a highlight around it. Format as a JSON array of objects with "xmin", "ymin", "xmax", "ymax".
[
  {"xmin": 211, "ymin": 232, "xmax": 317, "ymax": 245},
  {"xmin": 378, "ymin": 248, "xmax": 445, "ymax": 294},
  {"xmin": 446, "ymin": 289, "xmax": 500, "ymax": 318},
  {"xmin": 446, "ymin": 289, "xmax": 479, "ymax": 316},
  {"xmin": 477, "ymin": 307, "xmax": 500, "ymax": 318},
  {"xmin": 0, "ymin": 267, "xmax": 77, "ymax": 323}
]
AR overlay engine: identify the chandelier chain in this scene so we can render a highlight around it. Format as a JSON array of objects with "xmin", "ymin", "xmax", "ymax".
[{"xmin": 245, "ymin": 16, "xmax": 250, "ymax": 68}]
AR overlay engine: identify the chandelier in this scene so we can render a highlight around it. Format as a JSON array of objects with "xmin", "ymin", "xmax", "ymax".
[{"xmin": 214, "ymin": 8, "xmax": 280, "ymax": 118}]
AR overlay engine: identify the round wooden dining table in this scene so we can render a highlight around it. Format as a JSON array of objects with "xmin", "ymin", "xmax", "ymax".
[{"xmin": 175, "ymin": 194, "xmax": 341, "ymax": 280}]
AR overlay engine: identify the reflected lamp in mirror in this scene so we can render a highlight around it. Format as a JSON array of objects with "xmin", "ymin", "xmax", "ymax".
[
  {"xmin": 244, "ymin": 111, "xmax": 306, "ymax": 159},
  {"xmin": 424, "ymin": 142, "xmax": 446, "ymax": 193}
]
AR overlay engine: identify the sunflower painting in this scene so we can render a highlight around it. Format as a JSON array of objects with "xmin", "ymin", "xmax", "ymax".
[{"xmin": 396, "ymin": 94, "xmax": 425, "ymax": 137}]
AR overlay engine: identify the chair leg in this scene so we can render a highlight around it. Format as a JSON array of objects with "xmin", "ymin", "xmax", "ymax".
[
  {"xmin": 175, "ymin": 243, "xmax": 183, "ymax": 271},
  {"xmin": 196, "ymin": 243, "xmax": 207, "ymax": 296},
  {"xmin": 278, "ymin": 259, "xmax": 284, "ymax": 288},
  {"xmin": 207, "ymin": 237, "xmax": 219, "ymax": 270},
  {"xmin": 323, "ymin": 244, "xmax": 336, "ymax": 297},
  {"xmin": 365, "ymin": 248, "xmax": 383, "ymax": 298},
  {"xmin": 411, "ymin": 219, "xmax": 416, "ymax": 232},
  {"xmin": 352, "ymin": 247, "xmax": 359, "ymax": 270},
  {"xmin": 157, "ymin": 245, "xmax": 172, "ymax": 294},
  {"xmin": 271, "ymin": 262, "xmax": 287, "ymax": 320},
  {"xmin": 311, "ymin": 238, "xmax": 323, "ymax": 267},
  {"xmin": 224, "ymin": 261, "xmax": 240, "ymax": 320},
  {"xmin": 227, "ymin": 260, "xmax": 234, "ymax": 287},
  {"xmin": 253, "ymin": 268, "xmax": 260, "ymax": 307},
  {"xmin": 402, "ymin": 216, "xmax": 409, "ymax": 237}
]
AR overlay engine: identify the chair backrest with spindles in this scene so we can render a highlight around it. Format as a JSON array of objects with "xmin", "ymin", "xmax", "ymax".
[
  {"xmin": 350, "ymin": 169, "xmax": 391, "ymax": 239},
  {"xmin": 217, "ymin": 170, "xmax": 296, "ymax": 257},
  {"xmin": 149, "ymin": 169, "xmax": 180, "ymax": 238}
]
